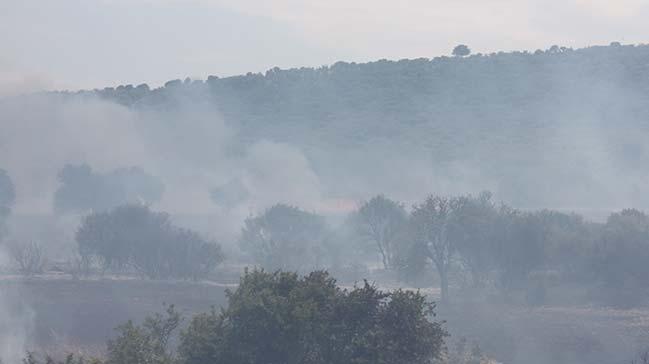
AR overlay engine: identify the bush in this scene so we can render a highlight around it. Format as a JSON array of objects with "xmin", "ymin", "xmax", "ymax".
[
  {"xmin": 179, "ymin": 269, "xmax": 448, "ymax": 364},
  {"xmin": 76, "ymin": 204, "xmax": 224, "ymax": 280},
  {"xmin": 9, "ymin": 241, "xmax": 46, "ymax": 276},
  {"xmin": 106, "ymin": 305, "xmax": 181, "ymax": 364}
]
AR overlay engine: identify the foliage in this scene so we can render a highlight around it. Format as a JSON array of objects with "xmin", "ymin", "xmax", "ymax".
[
  {"xmin": 106, "ymin": 305, "xmax": 181, "ymax": 364},
  {"xmin": 399, "ymin": 192, "xmax": 611, "ymax": 304},
  {"xmin": 179, "ymin": 269, "xmax": 447, "ymax": 364},
  {"xmin": 591, "ymin": 209, "xmax": 649, "ymax": 306},
  {"xmin": 239, "ymin": 204, "xmax": 331, "ymax": 271},
  {"xmin": 449, "ymin": 192, "xmax": 498, "ymax": 288},
  {"xmin": 452, "ymin": 45, "xmax": 471, "ymax": 57},
  {"xmin": 409, "ymin": 195, "xmax": 466, "ymax": 302},
  {"xmin": 76, "ymin": 204, "xmax": 224, "ymax": 279},
  {"xmin": 72, "ymin": 43, "xmax": 649, "ymax": 210}
]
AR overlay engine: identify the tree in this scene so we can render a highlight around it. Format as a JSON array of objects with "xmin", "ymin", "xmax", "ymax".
[
  {"xmin": 239, "ymin": 204, "xmax": 330, "ymax": 271},
  {"xmin": 350, "ymin": 195, "xmax": 407, "ymax": 270},
  {"xmin": 107, "ymin": 305, "xmax": 181, "ymax": 364},
  {"xmin": 76, "ymin": 204, "xmax": 223, "ymax": 279},
  {"xmin": 592, "ymin": 209, "xmax": 649, "ymax": 306},
  {"xmin": 491, "ymin": 208, "xmax": 548, "ymax": 293},
  {"xmin": 0, "ymin": 169, "xmax": 15, "ymax": 240},
  {"xmin": 9, "ymin": 241, "xmax": 46, "ymax": 276},
  {"xmin": 450, "ymin": 191, "xmax": 499, "ymax": 288},
  {"xmin": 409, "ymin": 195, "xmax": 465, "ymax": 302},
  {"xmin": 452, "ymin": 44, "xmax": 471, "ymax": 57},
  {"xmin": 179, "ymin": 269, "xmax": 447, "ymax": 364}
]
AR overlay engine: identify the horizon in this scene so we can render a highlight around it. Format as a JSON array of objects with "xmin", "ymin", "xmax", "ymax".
[
  {"xmin": 4, "ymin": 41, "xmax": 645, "ymax": 99},
  {"xmin": 2, "ymin": 0, "xmax": 649, "ymax": 96},
  {"xmin": 49, "ymin": 41, "xmax": 647, "ymax": 94}
]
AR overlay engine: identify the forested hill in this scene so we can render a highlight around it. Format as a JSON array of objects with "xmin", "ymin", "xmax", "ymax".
[{"xmin": 69, "ymin": 43, "xmax": 649, "ymax": 209}]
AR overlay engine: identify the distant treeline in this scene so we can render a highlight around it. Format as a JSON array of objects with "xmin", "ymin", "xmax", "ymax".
[
  {"xmin": 237, "ymin": 193, "xmax": 649, "ymax": 307},
  {"xmin": 63, "ymin": 191, "xmax": 649, "ymax": 308}
]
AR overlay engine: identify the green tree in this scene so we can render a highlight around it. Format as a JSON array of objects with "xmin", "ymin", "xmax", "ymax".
[
  {"xmin": 107, "ymin": 305, "xmax": 181, "ymax": 364},
  {"xmin": 179, "ymin": 269, "xmax": 447, "ymax": 364},
  {"xmin": 452, "ymin": 44, "xmax": 471, "ymax": 57}
]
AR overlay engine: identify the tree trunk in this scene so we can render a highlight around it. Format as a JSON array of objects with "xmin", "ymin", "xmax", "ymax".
[
  {"xmin": 377, "ymin": 242, "xmax": 389, "ymax": 270},
  {"xmin": 439, "ymin": 269, "xmax": 449, "ymax": 303}
]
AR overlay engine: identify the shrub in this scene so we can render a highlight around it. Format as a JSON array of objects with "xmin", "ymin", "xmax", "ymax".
[
  {"xmin": 179, "ymin": 269, "xmax": 447, "ymax": 364},
  {"xmin": 76, "ymin": 204, "xmax": 224, "ymax": 280}
]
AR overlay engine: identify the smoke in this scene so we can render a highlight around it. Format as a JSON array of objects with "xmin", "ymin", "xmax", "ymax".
[
  {"xmin": 0, "ymin": 249, "xmax": 35, "ymax": 364},
  {"xmin": 0, "ymin": 94, "xmax": 148, "ymax": 214},
  {"xmin": 0, "ymin": 91, "xmax": 329, "ymax": 359},
  {"xmin": 0, "ymin": 92, "xmax": 326, "ymax": 242}
]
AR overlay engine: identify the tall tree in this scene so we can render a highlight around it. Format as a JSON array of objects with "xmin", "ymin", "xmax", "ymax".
[
  {"xmin": 450, "ymin": 191, "xmax": 499, "ymax": 288},
  {"xmin": 409, "ymin": 195, "xmax": 465, "ymax": 302},
  {"xmin": 351, "ymin": 195, "xmax": 408, "ymax": 269}
]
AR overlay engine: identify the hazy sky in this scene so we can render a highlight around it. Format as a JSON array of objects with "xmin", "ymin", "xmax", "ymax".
[{"xmin": 1, "ymin": 0, "xmax": 649, "ymax": 95}]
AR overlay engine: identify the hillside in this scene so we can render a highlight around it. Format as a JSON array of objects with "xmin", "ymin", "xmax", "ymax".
[{"xmin": 51, "ymin": 43, "xmax": 649, "ymax": 210}]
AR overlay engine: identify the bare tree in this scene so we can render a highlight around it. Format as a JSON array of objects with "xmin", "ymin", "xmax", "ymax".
[
  {"xmin": 10, "ymin": 241, "xmax": 46, "ymax": 276},
  {"xmin": 352, "ymin": 195, "xmax": 407, "ymax": 270}
]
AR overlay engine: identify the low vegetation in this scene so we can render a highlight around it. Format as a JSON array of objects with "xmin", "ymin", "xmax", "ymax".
[{"xmin": 76, "ymin": 204, "xmax": 224, "ymax": 280}]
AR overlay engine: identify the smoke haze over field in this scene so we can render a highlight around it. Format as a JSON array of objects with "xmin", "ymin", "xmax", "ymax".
[
  {"xmin": 0, "ymin": 93, "xmax": 332, "ymax": 246},
  {"xmin": 3, "ymin": 49, "xmax": 649, "ymax": 222},
  {"xmin": 3, "ymin": 2, "xmax": 649, "ymax": 363}
]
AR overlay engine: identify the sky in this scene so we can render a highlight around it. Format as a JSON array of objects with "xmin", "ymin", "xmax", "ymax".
[{"xmin": 1, "ymin": 0, "xmax": 649, "ymax": 95}]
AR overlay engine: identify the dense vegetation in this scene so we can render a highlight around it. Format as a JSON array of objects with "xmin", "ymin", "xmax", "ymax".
[
  {"xmin": 67, "ymin": 42, "xmax": 649, "ymax": 207},
  {"xmin": 4, "ymin": 42, "xmax": 649, "ymax": 364},
  {"xmin": 234, "ymin": 193, "xmax": 649, "ymax": 307}
]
